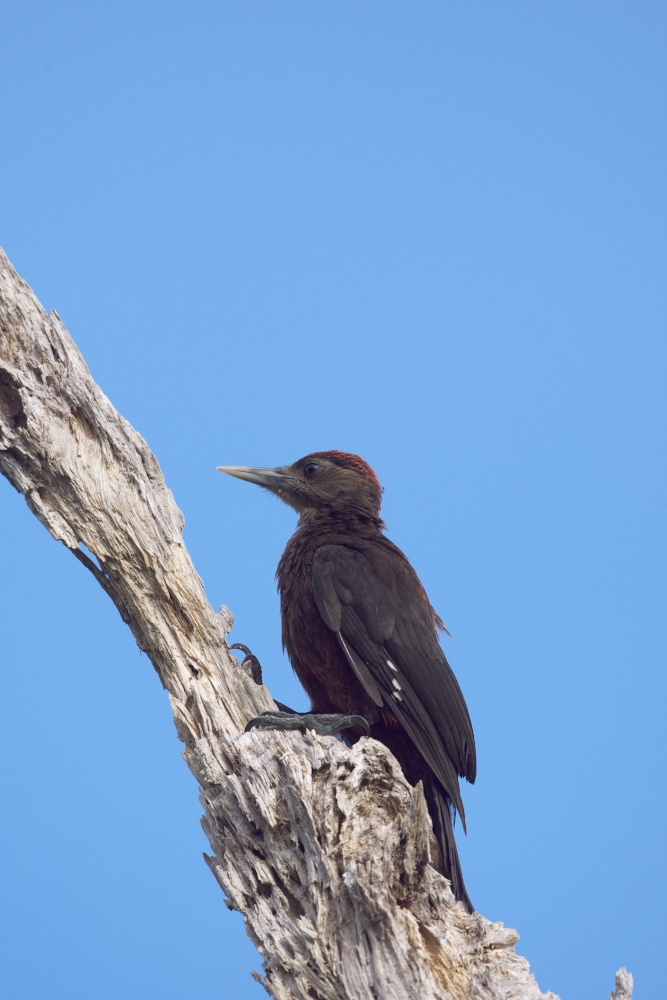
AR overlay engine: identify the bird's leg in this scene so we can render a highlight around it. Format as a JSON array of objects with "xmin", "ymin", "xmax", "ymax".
[
  {"xmin": 229, "ymin": 643, "xmax": 264, "ymax": 685},
  {"xmin": 231, "ymin": 644, "xmax": 370, "ymax": 737},
  {"xmin": 245, "ymin": 711, "xmax": 370, "ymax": 738}
]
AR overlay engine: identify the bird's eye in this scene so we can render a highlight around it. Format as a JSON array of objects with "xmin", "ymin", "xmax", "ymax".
[{"xmin": 304, "ymin": 462, "xmax": 320, "ymax": 477}]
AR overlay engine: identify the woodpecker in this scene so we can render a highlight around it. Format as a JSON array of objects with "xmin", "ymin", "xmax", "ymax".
[{"xmin": 219, "ymin": 450, "xmax": 476, "ymax": 911}]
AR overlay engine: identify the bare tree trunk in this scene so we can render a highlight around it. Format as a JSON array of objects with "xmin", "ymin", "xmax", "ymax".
[{"xmin": 0, "ymin": 248, "xmax": 630, "ymax": 1000}]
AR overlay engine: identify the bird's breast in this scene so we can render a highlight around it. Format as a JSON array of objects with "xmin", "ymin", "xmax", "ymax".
[{"xmin": 278, "ymin": 533, "xmax": 381, "ymax": 718}]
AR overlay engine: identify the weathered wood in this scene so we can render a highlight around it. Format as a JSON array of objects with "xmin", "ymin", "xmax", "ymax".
[
  {"xmin": 609, "ymin": 969, "xmax": 634, "ymax": 1000},
  {"xmin": 0, "ymin": 247, "xmax": 629, "ymax": 999}
]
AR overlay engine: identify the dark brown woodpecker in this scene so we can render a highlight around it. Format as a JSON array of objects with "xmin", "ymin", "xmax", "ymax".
[{"xmin": 219, "ymin": 450, "xmax": 476, "ymax": 912}]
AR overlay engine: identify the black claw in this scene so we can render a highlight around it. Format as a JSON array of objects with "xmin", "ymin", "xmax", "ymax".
[
  {"xmin": 244, "ymin": 710, "xmax": 370, "ymax": 738},
  {"xmin": 230, "ymin": 643, "xmax": 263, "ymax": 685}
]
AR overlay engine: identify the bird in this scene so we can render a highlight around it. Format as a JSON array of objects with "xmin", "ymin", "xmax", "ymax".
[{"xmin": 219, "ymin": 450, "xmax": 476, "ymax": 912}]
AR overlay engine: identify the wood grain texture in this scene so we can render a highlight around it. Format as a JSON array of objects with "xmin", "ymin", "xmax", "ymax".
[{"xmin": 0, "ymin": 248, "xmax": 629, "ymax": 1000}]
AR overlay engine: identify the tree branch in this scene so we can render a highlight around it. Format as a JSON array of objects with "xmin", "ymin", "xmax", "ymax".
[{"xmin": 0, "ymin": 248, "xmax": 629, "ymax": 1000}]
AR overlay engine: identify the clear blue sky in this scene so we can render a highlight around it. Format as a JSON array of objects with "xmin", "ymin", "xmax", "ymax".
[{"xmin": 1, "ymin": 3, "xmax": 664, "ymax": 998}]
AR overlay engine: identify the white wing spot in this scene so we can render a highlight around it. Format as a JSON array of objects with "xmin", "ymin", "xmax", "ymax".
[
  {"xmin": 391, "ymin": 678, "xmax": 401, "ymax": 691},
  {"xmin": 394, "ymin": 691, "xmax": 403, "ymax": 701},
  {"xmin": 387, "ymin": 659, "xmax": 398, "ymax": 672}
]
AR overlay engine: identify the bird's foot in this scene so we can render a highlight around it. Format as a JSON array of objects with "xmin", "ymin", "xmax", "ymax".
[
  {"xmin": 245, "ymin": 710, "xmax": 370, "ymax": 737},
  {"xmin": 230, "ymin": 643, "xmax": 263, "ymax": 685}
]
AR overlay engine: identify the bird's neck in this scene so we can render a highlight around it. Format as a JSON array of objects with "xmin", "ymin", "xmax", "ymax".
[{"xmin": 296, "ymin": 508, "xmax": 385, "ymax": 537}]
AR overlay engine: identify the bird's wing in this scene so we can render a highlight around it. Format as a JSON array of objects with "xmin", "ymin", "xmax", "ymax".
[{"xmin": 312, "ymin": 541, "xmax": 476, "ymax": 819}]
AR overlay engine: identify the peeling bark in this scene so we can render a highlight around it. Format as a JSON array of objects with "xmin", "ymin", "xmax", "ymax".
[{"xmin": 0, "ymin": 248, "xmax": 631, "ymax": 1000}]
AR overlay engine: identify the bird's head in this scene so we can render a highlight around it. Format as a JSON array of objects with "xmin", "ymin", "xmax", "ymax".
[{"xmin": 218, "ymin": 451, "xmax": 383, "ymax": 521}]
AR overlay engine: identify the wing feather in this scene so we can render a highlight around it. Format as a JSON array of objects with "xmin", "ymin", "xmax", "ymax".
[{"xmin": 312, "ymin": 540, "xmax": 476, "ymax": 819}]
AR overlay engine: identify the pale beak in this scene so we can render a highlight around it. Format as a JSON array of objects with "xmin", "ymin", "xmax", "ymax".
[{"xmin": 217, "ymin": 466, "xmax": 292, "ymax": 489}]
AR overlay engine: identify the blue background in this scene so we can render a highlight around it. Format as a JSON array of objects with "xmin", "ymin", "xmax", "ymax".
[{"xmin": 1, "ymin": 3, "xmax": 664, "ymax": 998}]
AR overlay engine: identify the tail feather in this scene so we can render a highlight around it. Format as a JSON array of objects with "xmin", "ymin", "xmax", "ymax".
[{"xmin": 424, "ymin": 777, "xmax": 474, "ymax": 913}]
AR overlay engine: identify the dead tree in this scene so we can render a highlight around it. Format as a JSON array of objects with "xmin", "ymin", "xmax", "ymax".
[{"xmin": 0, "ymin": 248, "xmax": 631, "ymax": 1000}]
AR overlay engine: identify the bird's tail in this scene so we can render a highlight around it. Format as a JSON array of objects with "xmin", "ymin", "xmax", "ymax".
[{"xmin": 424, "ymin": 777, "xmax": 474, "ymax": 913}]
